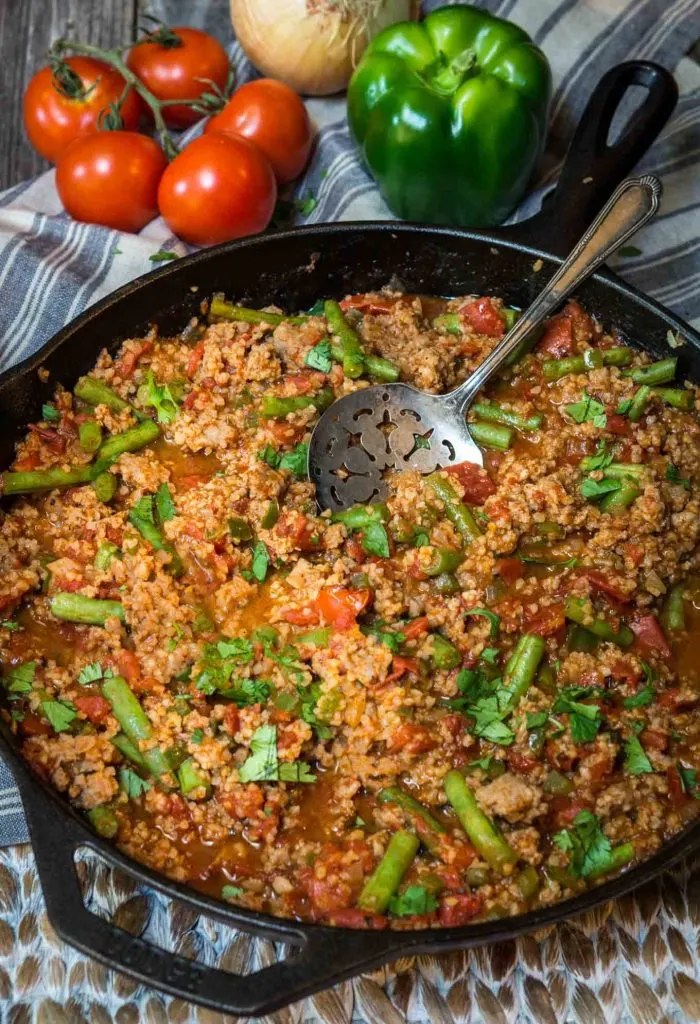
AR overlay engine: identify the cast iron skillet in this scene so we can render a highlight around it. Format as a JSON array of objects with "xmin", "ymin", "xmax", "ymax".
[{"xmin": 0, "ymin": 62, "xmax": 693, "ymax": 1015}]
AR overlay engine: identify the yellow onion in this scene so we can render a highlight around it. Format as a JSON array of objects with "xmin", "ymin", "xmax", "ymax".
[{"xmin": 230, "ymin": 0, "xmax": 418, "ymax": 96}]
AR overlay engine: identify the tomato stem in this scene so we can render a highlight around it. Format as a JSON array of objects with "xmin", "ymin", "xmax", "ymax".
[{"xmin": 52, "ymin": 38, "xmax": 180, "ymax": 160}]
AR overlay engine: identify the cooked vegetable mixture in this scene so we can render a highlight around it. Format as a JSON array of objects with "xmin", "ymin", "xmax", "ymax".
[{"xmin": 1, "ymin": 291, "xmax": 699, "ymax": 930}]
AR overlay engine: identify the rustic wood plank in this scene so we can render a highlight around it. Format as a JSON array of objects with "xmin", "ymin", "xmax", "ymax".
[
  {"xmin": 0, "ymin": 0, "xmax": 138, "ymax": 190},
  {"xmin": 140, "ymin": 0, "xmax": 231, "ymax": 40}
]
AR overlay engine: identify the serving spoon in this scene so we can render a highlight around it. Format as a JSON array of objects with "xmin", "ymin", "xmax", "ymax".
[{"xmin": 308, "ymin": 175, "xmax": 662, "ymax": 513}]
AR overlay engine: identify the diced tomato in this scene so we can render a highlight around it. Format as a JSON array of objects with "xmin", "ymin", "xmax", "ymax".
[
  {"xmin": 445, "ymin": 841, "xmax": 477, "ymax": 871},
  {"xmin": 182, "ymin": 390, "xmax": 198, "ymax": 410},
  {"xmin": 116, "ymin": 340, "xmax": 153, "ymax": 379},
  {"xmin": 545, "ymin": 741, "xmax": 575, "ymax": 773},
  {"xmin": 339, "ymin": 294, "xmax": 398, "ymax": 315},
  {"xmin": 508, "ymin": 751, "xmax": 539, "ymax": 775},
  {"xmin": 325, "ymin": 908, "xmax": 389, "ymax": 929},
  {"xmin": 285, "ymin": 371, "xmax": 327, "ymax": 395},
  {"xmin": 441, "ymin": 712, "xmax": 467, "ymax": 739},
  {"xmin": 523, "ymin": 602, "xmax": 565, "ymax": 637},
  {"xmin": 266, "ymin": 420, "xmax": 306, "ymax": 445},
  {"xmin": 402, "ymin": 616, "xmax": 430, "ymax": 641},
  {"xmin": 608, "ymin": 658, "xmax": 640, "ymax": 686},
  {"xmin": 388, "ymin": 722, "xmax": 436, "ymax": 755},
  {"xmin": 223, "ymin": 705, "xmax": 240, "ymax": 735},
  {"xmin": 552, "ymin": 797, "xmax": 586, "ymax": 828},
  {"xmin": 605, "ymin": 414, "xmax": 631, "ymax": 436},
  {"xmin": 19, "ymin": 712, "xmax": 52, "ymax": 737},
  {"xmin": 567, "ymin": 301, "xmax": 595, "ymax": 341},
  {"xmin": 438, "ymin": 893, "xmax": 482, "ymax": 927},
  {"xmin": 28, "ymin": 424, "xmax": 67, "ymax": 454},
  {"xmin": 667, "ymin": 765, "xmax": 686, "ymax": 808},
  {"xmin": 12, "ymin": 453, "xmax": 41, "ymax": 472},
  {"xmin": 307, "ymin": 876, "xmax": 353, "ymax": 915},
  {"xmin": 630, "ymin": 614, "xmax": 672, "ymax": 660},
  {"xmin": 496, "ymin": 557, "xmax": 525, "ymax": 586},
  {"xmin": 185, "ymin": 341, "xmax": 205, "ymax": 378},
  {"xmin": 166, "ymin": 794, "xmax": 191, "ymax": 820},
  {"xmin": 177, "ymin": 473, "xmax": 211, "ymax": 491},
  {"xmin": 345, "ymin": 536, "xmax": 366, "ymax": 564},
  {"xmin": 658, "ymin": 688, "xmax": 698, "ymax": 712},
  {"xmin": 74, "ymin": 694, "xmax": 112, "ymax": 724},
  {"xmin": 445, "ymin": 461, "xmax": 496, "ymax": 505},
  {"xmin": 385, "ymin": 655, "xmax": 419, "ymax": 683},
  {"xmin": 640, "ymin": 728, "xmax": 668, "ymax": 753},
  {"xmin": 584, "ymin": 570, "xmax": 631, "ymax": 603},
  {"xmin": 117, "ymin": 650, "xmax": 142, "ymax": 687},
  {"xmin": 275, "ymin": 511, "xmax": 322, "ymax": 552},
  {"xmin": 460, "ymin": 297, "xmax": 504, "ymax": 338},
  {"xmin": 537, "ymin": 315, "xmax": 574, "ymax": 357},
  {"xmin": 314, "ymin": 586, "xmax": 372, "ymax": 630}
]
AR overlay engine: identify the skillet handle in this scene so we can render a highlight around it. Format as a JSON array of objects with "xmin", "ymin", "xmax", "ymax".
[
  {"xmin": 21, "ymin": 778, "xmax": 401, "ymax": 1016},
  {"xmin": 499, "ymin": 61, "xmax": 678, "ymax": 258}
]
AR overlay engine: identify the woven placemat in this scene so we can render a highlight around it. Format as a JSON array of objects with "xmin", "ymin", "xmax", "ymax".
[{"xmin": 2, "ymin": 844, "xmax": 700, "ymax": 1023}]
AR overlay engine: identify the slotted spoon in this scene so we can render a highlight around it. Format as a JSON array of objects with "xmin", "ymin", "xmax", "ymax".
[{"xmin": 308, "ymin": 175, "xmax": 662, "ymax": 512}]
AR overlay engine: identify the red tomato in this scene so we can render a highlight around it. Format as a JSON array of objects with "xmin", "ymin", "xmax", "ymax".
[
  {"xmin": 402, "ymin": 616, "xmax": 431, "ymax": 641},
  {"xmin": 496, "ymin": 557, "xmax": 525, "ymax": 586},
  {"xmin": 460, "ymin": 297, "xmax": 505, "ymax": 337},
  {"xmin": 523, "ymin": 602, "xmax": 565, "ymax": 637},
  {"xmin": 445, "ymin": 461, "xmax": 496, "ymax": 504},
  {"xmin": 205, "ymin": 79, "xmax": 312, "ymax": 184},
  {"xmin": 74, "ymin": 694, "xmax": 112, "ymax": 724},
  {"xmin": 388, "ymin": 722, "xmax": 437, "ymax": 755},
  {"xmin": 23, "ymin": 57, "xmax": 143, "ymax": 164},
  {"xmin": 127, "ymin": 27, "xmax": 230, "ymax": 128},
  {"xmin": 56, "ymin": 132, "xmax": 166, "ymax": 232},
  {"xmin": 385, "ymin": 655, "xmax": 419, "ymax": 682},
  {"xmin": 158, "ymin": 134, "xmax": 276, "ymax": 245},
  {"xmin": 537, "ymin": 315, "xmax": 573, "ymax": 357},
  {"xmin": 584, "ymin": 569, "xmax": 631, "ymax": 603},
  {"xmin": 438, "ymin": 893, "xmax": 482, "ymax": 927},
  {"xmin": 630, "ymin": 614, "xmax": 672, "ymax": 660},
  {"xmin": 605, "ymin": 414, "xmax": 631, "ymax": 436},
  {"xmin": 314, "ymin": 586, "xmax": 372, "ymax": 630}
]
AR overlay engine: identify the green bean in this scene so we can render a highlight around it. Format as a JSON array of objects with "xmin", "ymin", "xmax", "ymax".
[
  {"xmin": 537, "ymin": 521, "xmax": 565, "ymax": 538},
  {"xmin": 78, "ymin": 420, "xmax": 103, "ymax": 453},
  {"xmin": 96, "ymin": 420, "xmax": 160, "ymax": 467},
  {"xmin": 471, "ymin": 402, "xmax": 542, "ymax": 433},
  {"xmin": 261, "ymin": 499, "xmax": 279, "ymax": 529},
  {"xmin": 111, "ymin": 733, "xmax": 148, "ymax": 770},
  {"xmin": 625, "ymin": 357, "xmax": 677, "ymax": 385},
  {"xmin": 586, "ymin": 841, "xmax": 634, "ymax": 880},
  {"xmin": 444, "ymin": 770, "xmax": 517, "ymax": 873},
  {"xmin": 92, "ymin": 471, "xmax": 117, "ymax": 503},
  {"xmin": 86, "ymin": 805, "xmax": 119, "ymax": 839},
  {"xmin": 295, "ymin": 627, "xmax": 331, "ymax": 647},
  {"xmin": 378, "ymin": 787, "xmax": 447, "ymax": 835},
  {"xmin": 177, "ymin": 758, "xmax": 211, "ymax": 797},
  {"xmin": 260, "ymin": 388, "xmax": 334, "ymax": 419},
  {"xmin": 433, "ymin": 572, "xmax": 460, "ymax": 595},
  {"xmin": 661, "ymin": 584, "xmax": 686, "ymax": 632},
  {"xmin": 543, "ymin": 770, "xmax": 574, "ymax": 795},
  {"xmin": 1, "ymin": 466, "xmax": 92, "ymax": 495},
  {"xmin": 628, "ymin": 385, "xmax": 652, "ymax": 423},
  {"xmin": 430, "ymin": 634, "xmax": 462, "ymax": 670},
  {"xmin": 426, "ymin": 473, "xmax": 482, "ymax": 542},
  {"xmin": 599, "ymin": 482, "xmax": 640, "ymax": 513},
  {"xmin": 652, "ymin": 387, "xmax": 695, "ymax": 411},
  {"xmin": 432, "ymin": 313, "xmax": 462, "ymax": 336},
  {"xmin": 324, "ymin": 300, "xmax": 365, "ymax": 379},
  {"xmin": 516, "ymin": 864, "xmax": 540, "ymax": 900},
  {"xmin": 51, "ymin": 593, "xmax": 125, "ymax": 626},
  {"xmin": 209, "ymin": 298, "xmax": 306, "ymax": 326},
  {"xmin": 331, "ymin": 503, "xmax": 389, "ymax": 529},
  {"xmin": 128, "ymin": 509, "xmax": 184, "ymax": 577},
  {"xmin": 502, "ymin": 634, "xmax": 545, "ymax": 708},
  {"xmin": 228, "ymin": 516, "xmax": 253, "ymax": 542},
  {"xmin": 328, "ymin": 343, "xmax": 400, "ymax": 382},
  {"xmin": 564, "ymin": 597, "xmax": 634, "ymax": 647},
  {"xmin": 95, "ymin": 541, "xmax": 120, "ymax": 571},
  {"xmin": 469, "ymin": 421, "xmax": 514, "ymax": 451},
  {"xmin": 536, "ymin": 661, "xmax": 557, "ymax": 693},
  {"xmin": 102, "ymin": 676, "xmax": 172, "ymax": 779},
  {"xmin": 357, "ymin": 830, "xmax": 420, "ymax": 914},
  {"xmin": 582, "ymin": 461, "xmax": 646, "ymax": 479},
  {"xmin": 582, "ymin": 349, "xmax": 604, "ymax": 370},
  {"xmin": 465, "ymin": 865, "xmax": 491, "ymax": 887},
  {"xmin": 567, "ymin": 624, "xmax": 599, "ymax": 653},
  {"xmin": 543, "ymin": 347, "xmax": 632, "ymax": 380},
  {"xmin": 75, "ymin": 376, "xmax": 135, "ymax": 414},
  {"xmin": 503, "ymin": 307, "xmax": 520, "ymax": 331},
  {"xmin": 423, "ymin": 547, "xmax": 464, "ymax": 577}
]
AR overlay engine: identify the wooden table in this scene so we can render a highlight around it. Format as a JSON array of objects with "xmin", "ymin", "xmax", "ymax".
[{"xmin": 0, "ymin": 0, "xmax": 231, "ymax": 190}]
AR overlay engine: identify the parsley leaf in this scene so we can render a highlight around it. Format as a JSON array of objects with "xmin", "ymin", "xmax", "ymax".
[
  {"xmin": 480, "ymin": 647, "xmax": 500, "ymax": 665},
  {"xmin": 623, "ymin": 685, "xmax": 655, "ymax": 710},
  {"xmin": 78, "ymin": 662, "xmax": 104, "ymax": 684},
  {"xmin": 305, "ymin": 340, "xmax": 333, "ymax": 373},
  {"xmin": 299, "ymin": 681, "xmax": 332, "ymax": 740},
  {"xmin": 553, "ymin": 810, "xmax": 613, "ymax": 878},
  {"xmin": 526, "ymin": 711, "xmax": 549, "ymax": 729},
  {"xmin": 251, "ymin": 541, "xmax": 270, "ymax": 582},
  {"xmin": 42, "ymin": 700, "xmax": 77, "ymax": 733},
  {"xmin": 361, "ymin": 625, "xmax": 405, "ymax": 653},
  {"xmin": 42, "ymin": 403, "xmax": 60, "ymax": 422},
  {"xmin": 666, "ymin": 463, "xmax": 690, "ymax": 490},
  {"xmin": 119, "ymin": 767, "xmax": 152, "ymax": 798},
  {"xmin": 219, "ymin": 679, "xmax": 271, "ymax": 706},
  {"xmin": 278, "ymin": 442, "xmax": 309, "ymax": 479},
  {"xmin": 389, "ymin": 885, "xmax": 438, "ymax": 917},
  {"xmin": 679, "ymin": 766, "xmax": 700, "ymax": 798},
  {"xmin": 216, "ymin": 638, "xmax": 254, "ymax": 662},
  {"xmin": 5, "ymin": 662, "xmax": 37, "ymax": 693},
  {"xmin": 258, "ymin": 444, "xmax": 281, "ymax": 468},
  {"xmin": 580, "ymin": 477, "xmax": 621, "ymax": 500},
  {"xmin": 296, "ymin": 194, "xmax": 317, "ymax": 217},
  {"xmin": 195, "ymin": 638, "xmax": 254, "ymax": 694},
  {"xmin": 132, "ymin": 494, "xmax": 156, "ymax": 525},
  {"xmin": 141, "ymin": 370, "xmax": 181, "ymax": 425},
  {"xmin": 361, "ymin": 522, "xmax": 390, "ymax": 559},
  {"xmin": 565, "ymin": 390, "xmax": 607, "ymax": 429},
  {"xmin": 583, "ymin": 440, "xmax": 613, "ymax": 471},
  {"xmin": 190, "ymin": 728, "xmax": 204, "ymax": 745},
  {"xmin": 155, "ymin": 482, "xmax": 177, "ymax": 523},
  {"xmin": 238, "ymin": 724, "xmax": 315, "ymax": 783},
  {"xmin": 552, "ymin": 693, "xmax": 602, "ymax": 743},
  {"xmin": 221, "ymin": 884, "xmax": 245, "ymax": 899},
  {"xmin": 623, "ymin": 733, "xmax": 654, "ymax": 775},
  {"xmin": 617, "ymin": 398, "xmax": 633, "ymax": 415},
  {"xmin": 279, "ymin": 762, "xmax": 316, "ymax": 782},
  {"xmin": 464, "ymin": 607, "xmax": 501, "ymax": 639},
  {"xmin": 149, "ymin": 250, "xmax": 179, "ymax": 263}
]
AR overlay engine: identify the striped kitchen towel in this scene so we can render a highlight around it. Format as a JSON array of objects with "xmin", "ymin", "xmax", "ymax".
[{"xmin": 0, "ymin": 0, "xmax": 699, "ymax": 843}]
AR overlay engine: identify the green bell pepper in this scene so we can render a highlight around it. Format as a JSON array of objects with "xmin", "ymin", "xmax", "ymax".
[{"xmin": 347, "ymin": 5, "xmax": 551, "ymax": 227}]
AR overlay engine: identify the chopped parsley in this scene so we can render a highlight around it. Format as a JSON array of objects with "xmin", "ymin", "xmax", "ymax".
[
  {"xmin": 119, "ymin": 767, "xmax": 152, "ymax": 798},
  {"xmin": 679, "ymin": 766, "xmax": 700, "ymax": 798},
  {"xmin": 623, "ymin": 733, "xmax": 654, "ymax": 776},
  {"xmin": 389, "ymin": 885, "xmax": 438, "ymax": 917},
  {"xmin": 580, "ymin": 476, "xmax": 621, "ymax": 500},
  {"xmin": 305, "ymin": 339, "xmax": 333, "ymax": 373},
  {"xmin": 155, "ymin": 482, "xmax": 177, "ymax": 523},
  {"xmin": 5, "ymin": 662, "xmax": 37, "ymax": 693},
  {"xmin": 552, "ymin": 691, "xmax": 603, "ymax": 743},
  {"xmin": 221, "ymin": 884, "xmax": 245, "ymax": 899},
  {"xmin": 623, "ymin": 685, "xmax": 655, "ymax": 710},
  {"xmin": 526, "ymin": 711, "xmax": 549, "ymax": 730},
  {"xmin": 219, "ymin": 679, "xmax": 271, "ymax": 706},
  {"xmin": 299, "ymin": 681, "xmax": 332, "ymax": 740},
  {"xmin": 238, "ymin": 724, "xmax": 315, "ymax": 784},
  {"xmin": 42, "ymin": 700, "xmax": 77, "ymax": 733},
  {"xmin": 361, "ymin": 625, "xmax": 405, "ymax": 653},
  {"xmin": 565, "ymin": 390, "xmax": 607, "ymax": 429},
  {"xmin": 149, "ymin": 250, "xmax": 179, "ymax": 263},
  {"xmin": 78, "ymin": 662, "xmax": 106, "ymax": 684},
  {"xmin": 278, "ymin": 442, "xmax": 309, "ymax": 479},
  {"xmin": 583, "ymin": 440, "xmax": 614, "ymax": 471},
  {"xmin": 141, "ymin": 370, "xmax": 181, "ymax": 425},
  {"xmin": 251, "ymin": 541, "xmax": 270, "ymax": 582},
  {"xmin": 42, "ymin": 403, "xmax": 60, "ymax": 422},
  {"xmin": 666, "ymin": 463, "xmax": 690, "ymax": 490},
  {"xmin": 553, "ymin": 810, "xmax": 614, "ymax": 878},
  {"xmin": 195, "ymin": 638, "xmax": 255, "ymax": 695},
  {"xmin": 361, "ymin": 521, "xmax": 391, "ymax": 559},
  {"xmin": 190, "ymin": 728, "xmax": 204, "ymax": 745}
]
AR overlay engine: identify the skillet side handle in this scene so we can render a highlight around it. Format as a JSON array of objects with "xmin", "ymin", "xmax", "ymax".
[
  {"xmin": 500, "ymin": 61, "xmax": 678, "ymax": 258},
  {"xmin": 23, "ymin": 785, "xmax": 401, "ymax": 1016}
]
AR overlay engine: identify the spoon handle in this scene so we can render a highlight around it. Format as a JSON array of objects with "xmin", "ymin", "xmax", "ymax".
[{"xmin": 447, "ymin": 175, "xmax": 662, "ymax": 416}]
